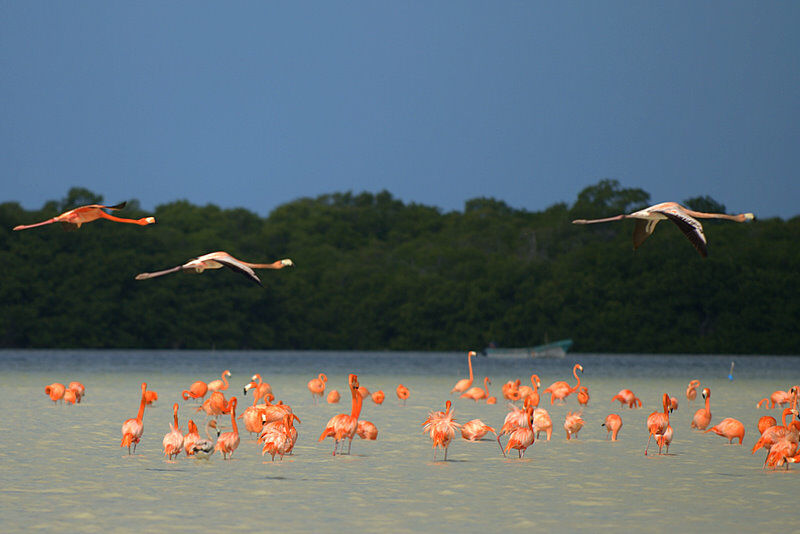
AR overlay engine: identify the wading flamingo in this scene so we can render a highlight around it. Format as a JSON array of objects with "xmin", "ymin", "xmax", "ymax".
[
  {"xmin": 121, "ymin": 382, "xmax": 148, "ymax": 454},
  {"xmin": 518, "ymin": 375, "xmax": 541, "ymax": 407},
  {"xmin": 215, "ymin": 397, "xmax": 240, "ymax": 459},
  {"xmin": 451, "ymin": 351, "xmax": 476, "ymax": 394},
  {"xmin": 602, "ymin": 414, "xmax": 623, "ymax": 441},
  {"xmin": 461, "ymin": 419, "xmax": 497, "ymax": 442},
  {"xmin": 239, "ymin": 390, "xmax": 268, "ymax": 436},
  {"xmin": 144, "ymin": 390, "xmax": 158, "ymax": 405},
  {"xmin": 705, "ymin": 418, "xmax": 745, "ymax": 444},
  {"xmin": 207, "ymin": 370, "xmax": 231, "ymax": 393},
  {"xmin": 396, "ymin": 384, "xmax": 410, "ymax": 405},
  {"xmin": 319, "ymin": 374, "xmax": 362, "ymax": 456},
  {"xmin": 460, "ymin": 377, "xmax": 491, "ymax": 402},
  {"xmin": 533, "ymin": 408, "xmax": 553, "ymax": 441},
  {"xmin": 182, "ymin": 381, "xmax": 208, "ymax": 402},
  {"xmin": 162, "ymin": 403, "xmax": 184, "ymax": 460},
  {"xmin": 68, "ymin": 382, "xmax": 86, "ymax": 399},
  {"xmin": 196, "ymin": 391, "xmax": 228, "ymax": 419},
  {"xmin": 357, "ymin": 385, "xmax": 370, "ymax": 399},
  {"xmin": 691, "ymin": 388, "xmax": 712, "ymax": 430},
  {"xmin": 371, "ymin": 390, "xmax": 385, "ymax": 405},
  {"xmin": 572, "ymin": 201, "xmax": 755, "ymax": 257},
  {"xmin": 135, "ymin": 252, "xmax": 293, "ymax": 286},
  {"xmin": 669, "ymin": 396, "xmax": 679, "ymax": 412},
  {"xmin": 752, "ymin": 408, "xmax": 799, "ymax": 462},
  {"xmin": 504, "ymin": 406, "xmax": 535, "ymax": 459},
  {"xmin": 686, "ymin": 380, "xmax": 700, "ymax": 403},
  {"xmin": 763, "ymin": 420, "xmax": 800, "ymax": 469},
  {"xmin": 611, "ymin": 389, "xmax": 642, "ymax": 408},
  {"xmin": 183, "ymin": 420, "xmax": 200, "ymax": 456},
  {"xmin": 13, "ymin": 201, "xmax": 155, "ymax": 231},
  {"xmin": 243, "ymin": 374, "xmax": 272, "ymax": 399},
  {"xmin": 757, "ymin": 416, "xmax": 777, "ymax": 435},
  {"xmin": 645, "ymin": 393, "xmax": 672, "ymax": 456},
  {"xmin": 543, "ymin": 364, "xmax": 583, "ymax": 405},
  {"xmin": 308, "ymin": 373, "xmax": 327, "ymax": 404},
  {"xmin": 564, "ymin": 411, "xmax": 585, "ymax": 440},
  {"xmin": 327, "ymin": 390, "xmax": 340, "ymax": 404},
  {"xmin": 656, "ymin": 424, "xmax": 674, "ymax": 454},
  {"xmin": 261, "ymin": 413, "xmax": 299, "ymax": 461},
  {"xmin": 502, "ymin": 379, "xmax": 521, "ymax": 402},
  {"xmin": 356, "ymin": 420, "xmax": 378, "ymax": 440},
  {"xmin": 577, "ymin": 386, "xmax": 590, "ymax": 407},
  {"xmin": 63, "ymin": 389, "xmax": 79, "ymax": 405},
  {"xmin": 423, "ymin": 400, "xmax": 460, "ymax": 461},
  {"xmin": 260, "ymin": 412, "xmax": 300, "ymax": 455},
  {"xmin": 191, "ymin": 420, "xmax": 219, "ymax": 459},
  {"xmin": 45, "ymin": 383, "xmax": 66, "ymax": 404},
  {"xmin": 757, "ymin": 386, "xmax": 799, "ymax": 409}
]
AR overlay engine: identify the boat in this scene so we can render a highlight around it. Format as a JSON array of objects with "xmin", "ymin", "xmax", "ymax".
[{"xmin": 483, "ymin": 339, "xmax": 573, "ymax": 359}]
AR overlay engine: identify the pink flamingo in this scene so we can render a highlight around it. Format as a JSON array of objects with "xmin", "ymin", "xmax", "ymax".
[
  {"xmin": 396, "ymin": 384, "xmax": 410, "ymax": 405},
  {"xmin": 691, "ymin": 388, "xmax": 712, "ymax": 430},
  {"xmin": 504, "ymin": 406, "xmax": 535, "ymax": 458},
  {"xmin": 757, "ymin": 386, "xmax": 799, "ymax": 409},
  {"xmin": 261, "ymin": 413, "xmax": 299, "ymax": 461},
  {"xmin": 244, "ymin": 373, "xmax": 272, "ymax": 399},
  {"xmin": 705, "ymin": 418, "xmax": 745, "ymax": 444},
  {"xmin": 423, "ymin": 400, "xmax": 460, "ymax": 461},
  {"xmin": 564, "ymin": 411, "xmax": 585, "ymax": 440},
  {"xmin": 135, "ymin": 252, "xmax": 293, "ymax": 286},
  {"xmin": 371, "ymin": 390, "xmax": 385, "ymax": 405},
  {"xmin": 602, "ymin": 414, "xmax": 622, "ymax": 441},
  {"xmin": 460, "ymin": 377, "xmax": 491, "ymax": 402},
  {"xmin": 308, "ymin": 373, "xmax": 327, "ymax": 404},
  {"xmin": 121, "ymin": 382, "xmax": 148, "ymax": 454},
  {"xmin": 518, "ymin": 375, "xmax": 541, "ymax": 406},
  {"xmin": 461, "ymin": 419, "xmax": 497, "ymax": 442},
  {"xmin": 656, "ymin": 424, "xmax": 674, "ymax": 453},
  {"xmin": 757, "ymin": 416, "xmax": 777, "ymax": 435},
  {"xmin": 13, "ymin": 201, "xmax": 155, "ymax": 231},
  {"xmin": 68, "ymin": 381, "xmax": 86, "ymax": 399},
  {"xmin": 183, "ymin": 420, "xmax": 200, "ymax": 456},
  {"xmin": 356, "ymin": 420, "xmax": 379, "ymax": 440},
  {"xmin": 686, "ymin": 380, "xmax": 700, "ymax": 403},
  {"xmin": 577, "ymin": 386, "xmax": 590, "ymax": 407},
  {"xmin": 44, "ymin": 383, "xmax": 66, "ymax": 404},
  {"xmin": 533, "ymin": 408, "xmax": 553, "ymax": 441},
  {"xmin": 501, "ymin": 379, "xmax": 521, "ymax": 402},
  {"xmin": 181, "ymin": 380, "xmax": 208, "ymax": 402},
  {"xmin": 611, "ymin": 389, "xmax": 642, "ymax": 408},
  {"xmin": 327, "ymin": 390, "xmax": 340, "ymax": 404},
  {"xmin": 543, "ymin": 364, "xmax": 583, "ymax": 405},
  {"xmin": 451, "ymin": 351, "xmax": 476, "ymax": 394},
  {"xmin": 215, "ymin": 397, "xmax": 240, "ymax": 459},
  {"xmin": 645, "ymin": 393, "xmax": 672, "ymax": 455},
  {"xmin": 207, "ymin": 370, "xmax": 231, "ymax": 393},
  {"xmin": 162, "ymin": 403, "xmax": 184, "ymax": 460},
  {"xmin": 319, "ymin": 374, "xmax": 363, "ymax": 455}
]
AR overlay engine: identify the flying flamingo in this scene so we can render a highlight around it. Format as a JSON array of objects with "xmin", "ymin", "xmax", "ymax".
[
  {"xmin": 13, "ymin": 201, "xmax": 155, "ymax": 231},
  {"xmin": 319, "ymin": 374, "xmax": 362, "ymax": 456},
  {"xmin": 396, "ymin": 384, "xmax": 410, "ymax": 405},
  {"xmin": 183, "ymin": 420, "xmax": 201, "ymax": 456},
  {"xmin": 691, "ymin": 388, "xmax": 712, "ymax": 430},
  {"xmin": 757, "ymin": 386, "xmax": 799, "ymax": 409},
  {"xmin": 371, "ymin": 390, "xmax": 385, "ymax": 404},
  {"xmin": 207, "ymin": 370, "xmax": 231, "ymax": 393},
  {"xmin": 704, "ymin": 418, "xmax": 745, "ymax": 444},
  {"xmin": 645, "ymin": 393, "xmax": 672, "ymax": 455},
  {"xmin": 572, "ymin": 201, "xmax": 755, "ymax": 257},
  {"xmin": 121, "ymin": 382, "xmax": 148, "ymax": 454},
  {"xmin": 564, "ymin": 411, "xmax": 585, "ymax": 440},
  {"xmin": 460, "ymin": 377, "xmax": 491, "ymax": 402},
  {"xmin": 602, "ymin": 414, "xmax": 623, "ymax": 441},
  {"xmin": 44, "ymin": 383, "xmax": 66, "ymax": 404},
  {"xmin": 423, "ymin": 400, "xmax": 460, "ymax": 461},
  {"xmin": 611, "ymin": 389, "xmax": 642, "ymax": 408},
  {"xmin": 182, "ymin": 380, "xmax": 208, "ymax": 402},
  {"xmin": 308, "ymin": 373, "xmax": 327, "ymax": 404},
  {"xmin": 135, "ymin": 252, "xmax": 293, "ymax": 286},
  {"xmin": 327, "ymin": 390, "xmax": 340, "ymax": 403},
  {"xmin": 577, "ymin": 386, "xmax": 590, "ymax": 406},
  {"xmin": 162, "ymin": 403, "xmax": 184, "ymax": 460},
  {"xmin": 518, "ymin": 375, "xmax": 541, "ymax": 407},
  {"xmin": 191, "ymin": 420, "xmax": 219, "ymax": 459},
  {"xmin": 460, "ymin": 419, "xmax": 497, "ymax": 442},
  {"xmin": 504, "ymin": 406, "xmax": 535, "ymax": 459},
  {"xmin": 543, "ymin": 364, "xmax": 583, "ymax": 405},
  {"xmin": 215, "ymin": 397, "xmax": 240, "ymax": 459},
  {"xmin": 686, "ymin": 380, "xmax": 700, "ymax": 403},
  {"xmin": 451, "ymin": 351, "xmax": 476, "ymax": 394},
  {"xmin": 356, "ymin": 420, "xmax": 379, "ymax": 440}
]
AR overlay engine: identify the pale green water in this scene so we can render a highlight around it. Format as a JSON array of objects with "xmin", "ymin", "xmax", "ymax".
[{"xmin": 1, "ymin": 351, "xmax": 798, "ymax": 532}]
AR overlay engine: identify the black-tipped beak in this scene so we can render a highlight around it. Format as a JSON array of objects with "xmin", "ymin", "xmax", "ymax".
[{"xmin": 243, "ymin": 387, "xmax": 248, "ymax": 395}]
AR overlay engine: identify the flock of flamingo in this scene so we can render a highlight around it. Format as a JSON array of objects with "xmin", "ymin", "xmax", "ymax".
[{"xmin": 24, "ymin": 198, "xmax": 793, "ymax": 466}]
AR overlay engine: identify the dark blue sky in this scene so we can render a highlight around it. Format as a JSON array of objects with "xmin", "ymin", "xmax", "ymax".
[{"xmin": 3, "ymin": 2, "xmax": 798, "ymax": 218}]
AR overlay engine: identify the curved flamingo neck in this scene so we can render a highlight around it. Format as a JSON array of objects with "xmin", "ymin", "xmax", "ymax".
[
  {"xmin": 221, "ymin": 372, "xmax": 229, "ymax": 389},
  {"xmin": 570, "ymin": 366, "xmax": 581, "ymax": 393},
  {"xmin": 704, "ymin": 394, "xmax": 711, "ymax": 414},
  {"xmin": 483, "ymin": 377, "xmax": 490, "ymax": 394},
  {"xmin": 531, "ymin": 375, "xmax": 540, "ymax": 393},
  {"xmin": 253, "ymin": 374, "xmax": 262, "ymax": 384},
  {"xmin": 781, "ymin": 408, "xmax": 793, "ymax": 427},
  {"xmin": 136, "ymin": 384, "xmax": 147, "ymax": 423}
]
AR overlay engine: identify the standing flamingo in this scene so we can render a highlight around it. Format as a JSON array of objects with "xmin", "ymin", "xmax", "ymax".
[
  {"xmin": 356, "ymin": 420, "xmax": 379, "ymax": 440},
  {"xmin": 121, "ymin": 382, "xmax": 148, "ymax": 454},
  {"xmin": 135, "ymin": 252, "xmax": 293, "ymax": 286},
  {"xmin": 504, "ymin": 406, "xmax": 535, "ymax": 458},
  {"xmin": 182, "ymin": 380, "xmax": 208, "ymax": 402},
  {"xmin": 308, "ymin": 373, "xmax": 327, "ymax": 404},
  {"xmin": 656, "ymin": 425, "xmax": 674, "ymax": 454},
  {"xmin": 191, "ymin": 420, "xmax": 219, "ymax": 459},
  {"xmin": 757, "ymin": 416, "xmax": 777, "ymax": 435},
  {"xmin": 196, "ymin": 391, "xmax": 228, "ymax": 419},
  {"xmin": 577, "ymin": 386, "xmax": 590, "ymax": 407},
  {"xmin": 144, "ymin": 390, "xmax": 158, "ymax": 405},
  {"xmin": 371, "ymin": 390, "xmax": 385, "ymax": 405},
  {"xmin": 451, "ymin": 351, "xmax": 476, "ymax": 394},
  {"xmin": 572, "ymin": 201, "xmax": 754, "ymax": 257},
  {"xmin": 44, "ymin": 383, "xmax": 66, "ymax": 404},
  {"xmin": 752, "ymin": 407, "xmax": 799, "ymax": 461},
  {"xmin": 705, "ymin": 418, "xmax": 745, "ymax": 444},
  {"xmin": 396, "ymin": 384, "xmax": 410, "ymax": 405},
  {"xmin": 691, "ymin": 388, "xmax": 712, "ymax": 430},
  {"xmin": 63, "ymin": 389, "xmax": 79, "ymax": 405},
  {"xmin": 319, "ymin": 374, "xmax": 362, "ymax": 456},
  {"xmin": 460, "ymin": 377, "xmax": 491, "ymax": 402},
  {"xmin": 757, "ymin": 386, "xmax": 799, "ymax": 409},
  {"xmin": 13, "ymin": 201, "xmax": 155, "ymax": 231},
  {"xmin": 261, "ymin": 413, "xmax": 299, "ymax": 461},
  {"xmin": 327, "ymin": 390, "xmax": 340, "ymax": 404},
  {"xmin": 461, "ymin": 419, "xmax": 497, "ymax": 442},
  {"xmin": 645, "ymin": 393, "xmax": 672, "ymax": 455},
  {"xmin": 602, "ymin": 414, "xmax": 623, "ymax": 441},
  {"xmin": 183, "ymin": 420, "xmax": 201, "ymax": 456},
  {"xmin": 502, "ymin": 379, "xmax": 521, "ymax": 402},
  {"xmin": 207, "ymin": 370, "xmax": 231, "ymax": 393},
  {"xmin": 518, "ymin": 375, "xmax": 541, "ymax": 407},
  {"xmin": 611, "ymin": 389, "xmax": 642, "ymax": 408},
  {"xmin": 686, "ymin": 380, "xmax": 701, "ymax": 403},
  {"xmin": 215, "ymin": 397, "xmax": 240, "ymax": 459},
  {"xmin": 533, "ymin": 408, "xmax": 553, "ymax": 441},
  {"xmin": 162, "ymin": 403, "xmax": 184, "ymax": 460},
  {"xmin": 564, "ymin": 411, "xmax": 585, "ymax": 440},
  {"xmin": 543, "ymin": 364, "xmax": 583, "ymax": 405},
  {"xmin": 423, "ymin": 400, "xmax": 460, "ymax": 461},
  {"xmin": 243, "ymin": 374, "xmax": 272, "ymax": 399},
  {"xmin": 68, "ymin": 381, "xmax": 86, "ymax": 399}
]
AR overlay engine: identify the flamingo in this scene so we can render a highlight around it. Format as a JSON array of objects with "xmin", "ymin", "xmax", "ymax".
[
  {"xmin": 564, "ymin": 411, "xmax": 585, "ymax": 440},
  {"xmin": 356, "ymin": 420, "xmax": 379, "ymax": 440},
  {"xmin": 191, "ymin": 420, "xmax": 219, "ymax": 459},
  {"xmin": 533, "ymin": 408, "xmax": 553, "ymax": 441},
  {"xmin": 121, "ymin": 382, "xmax": 148, "ymax": 454},
  {"xmin": 260, "ymin": 412, "xmax": 300, "ymax": 454},
  {"xmin": 451, "ymin": 351, "xmax": 476, "ymax": 394},
  {"xmin": 572, "ymin": 201, "xmax": 755, "ymax": 257},
  {"xmin": 371, "ymin": 390, "xmax": 385, "ymax": 404},
  {"xmin": 752, "ymin": 408, "xmax": 799, "ymax": 460},
  {"xmin": 460, "ymin": 419, "xmax": 497, "ymax": 442},
  {"xmin": 460, "ymin": 377, "xmax": 491, "ymax": 402},
  {"xmin": 656, "ymin": 424, "xmax": 674, "ymax": 454},
  {"xmin": 207, "ymin": 370, "xmax": 231, "ymax": 393},
  {"xmin": 611, "ymin": 389, "xmax": 642, "ymax": 408},
  {"xmin": 215, "ymin": 397, "xmax": 240, "ymax": 459},
  {"xmin": 705, "ymin": 418, "xmax": 745, "ymax": 445},
  {"xmin": 504, "ymin": 406, "xmax": 535, "ymax": 458},
  {"xmin": 308, "ymin": 373, "xmax": 327, "ymax": 404},
  {"xmin": 543, "ymin": 364, "xmax": 583, "ymax": 405},
  {"xmin": 501, "ymin": 379, "xmax": 521, "ymax": 402},
  {"xmin": 669, "ymin": 396, "xmax": 679, "ymax": 412},
  {"xmin": 64, "ymin": 389, "xmax": 79, "ymax": 405},
  {"xmin": 135, "ymin": 252, "xmax": 293, "ymax": 286},
  {"xmin": 13, "ymin": 201, "xmax": 155, "ymax": 231},
  {"xmin": 68, "ymin": 381, "xmax": 86, "ymax": 399},
  {"xmin": 239, "ymin": 390, "xmax": 268, "ymax": 436},
  {"xmin": 763, "ymin": 420, "xmax": 800, "ymax": 469},
  {"xmin": 261, "ymin": 413, "xmax": 299, "ymax": 461},
  {"xmin": 162, "ymin": 403, "xmax": 184, "ymax": 460},
  {"xmin": 196, "ymin": 391, "xmax": 228, "ymax": 419},
  {"xmin": 757, "ymin": 416, "xmax": 777, "ymax": 435},
  {"xmin": 144, "ymin": 390, "xmax": 158, "ymax": 405},
  {"xmin": 44, "ymin": 383, "xmax": 66, "ymax": 404},
  {"xmin": 327, "ymin": 390, "xmax": 340, "ymax": 404},
  {"xmin": 602, "ymin": 414, "xmax": 623, "ymax": 441},
  {"xmin": 757, "ymin": 386, "xmax": 799, "ymax": 409},
  {"xmin": 691, "ymin": 388, "xmax": 712, "ymax": 430},
  {"xmin": 423, "ymin": 400, "xmax": 460, "ymax": 461},
  {"xmin": 183, "ymin": 420, "xmax": 201, "ymax": 456},
  {"xmin": 396, "ymin": 384, "xmax": 410, "ymax": 405},
  {"xmin": 645, "ymin": 393, "xmax": 672, "ymax": 456},
  {"xmin": 357, "ymin": 385, "xmax": 370, "ymax": 399},
  {"xmin": 243, "ymin": 374, "xmax": 272, "ymax": 399},
  {"xmin": 686, "ymin": 380, "xmax": 700, "ymax": 403},
  {"xmin": 319, "ymin": 374, "xmax": 362, "ymax": 456},
  {"xmin": 577, "ymin": 386, "xmax": 590, "ymax": 407},
  {"xmin": 258, "ymin": 394, "xmax": 293, "ymax": 426},
  {"xmin": 181, "ymin": 380, "xmax": 208, "ymax": 402},
  {"xmin": 518, "ymin": 374, "xmax": 541, "ymax": 407}
]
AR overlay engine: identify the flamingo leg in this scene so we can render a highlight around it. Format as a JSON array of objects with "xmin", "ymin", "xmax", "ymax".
[
  {"xmin": 645, "ymin": 433, "xmax": 653, "ymax": 456},
  {"xmin": 496, "ymin": 436, "xmax": 507, "ymax": 457}
]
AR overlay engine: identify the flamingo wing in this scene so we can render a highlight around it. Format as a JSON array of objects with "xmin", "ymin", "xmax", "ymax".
[
  {"xmin": 654, "ymin": 208, "xmax": 708, "ymax": 257},
  {"xmin": 213, "ymin": 256, "xmax": 263, "ymax": 286},
  {"xmin": 632, "ymin": 219, "xmax": 659, "ymax": 250}
]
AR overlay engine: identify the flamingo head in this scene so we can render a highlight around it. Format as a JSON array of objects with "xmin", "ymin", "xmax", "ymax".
[
  {"xmin": 223, "ymin": 370, "xmax": 231, "ymax": 378},
  {"xmin": 445, "ymin": 400, "xmax": 452, "ymax": 413},
  {"xmin": 576, "ymin": 364, "xmax": 584, "ymax": 374},
  {"xmin": 742, "ymin": 213, "xmax": 755, "ymax": 221},
  {"xmin": 143, "ymin": 217, "xmax": 156, "ymax": 224},
  {"xmin": 243, "ymin": 381, "xmax": 256, "ymax": 395},
  {"xmin": 280, "ymin": 259, "xmax": 295, "ymax": 267},
  {"xmin": 702, "ymin": 388, "xmax": 710, "ymax": 399},
  {"xmin": 348, "ymin": 374, "xmax": 359, "ymax": 391},
  {"xmin": 468, "ymin": 351, "xmax": 476, "ymax": 358}
]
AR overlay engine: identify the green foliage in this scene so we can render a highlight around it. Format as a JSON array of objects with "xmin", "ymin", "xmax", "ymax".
[{"xmin": 1, "ymin": 182, "xmax": 797, "ymax": 353}]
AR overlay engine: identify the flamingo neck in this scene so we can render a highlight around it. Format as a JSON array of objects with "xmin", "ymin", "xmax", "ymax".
[
  {"xmin": 230, "ymin": 404, "xmax": 238, "ymax": 434},
  {"xmin": 467, "ymin": 353, "xmax": 473, "ymax": 381},
  {"xmin": 571, "ymin": 367, "xmax": 581, "ymax": 392},
  {"xmin": 136, "ymin": 387, "xmax": 147, "ymax": 423},
  {"xmin": 351, "ymin": 391, "xmax": 363, "ymax": 420},
  {"xmin": 704, "ymin": 395, "xmax": 710, "ymax": 413},
  {"xmin": 483, "ymin": 377, "xmax": 490, "ymax": 394}
]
